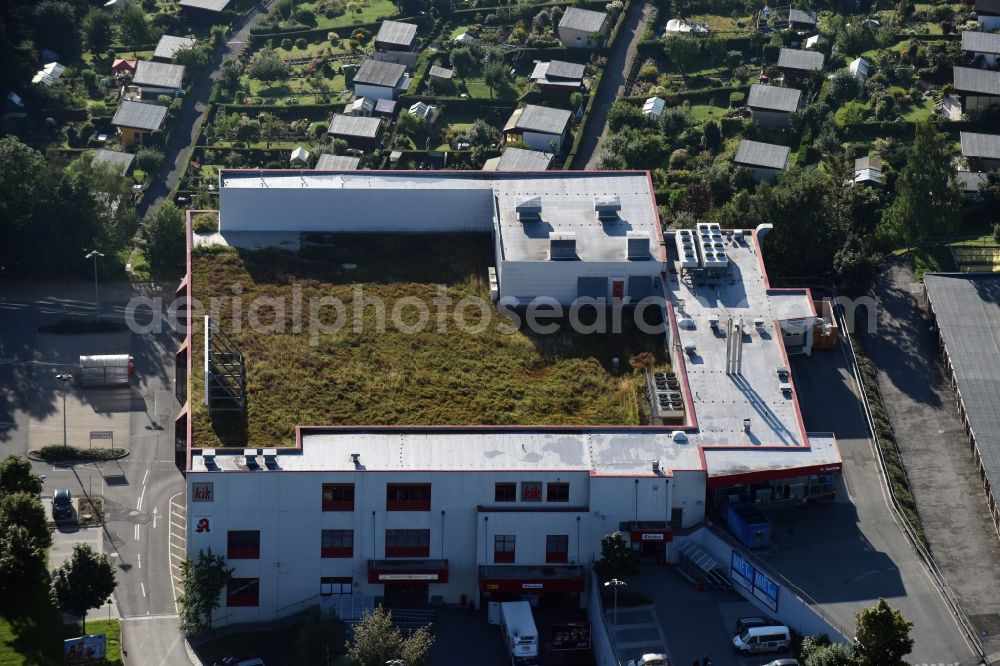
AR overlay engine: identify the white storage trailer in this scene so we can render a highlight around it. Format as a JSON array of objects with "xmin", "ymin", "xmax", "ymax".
[
  {"xmin": 500, "ymin": 601, "xmax": 539, "ymax": 666},
  {"xmin": 79, "ymin": 354, "xmax": 134, "ymax": 387}
]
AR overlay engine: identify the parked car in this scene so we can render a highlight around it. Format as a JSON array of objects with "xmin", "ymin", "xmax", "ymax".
[
  {"xmin": 763, "ymin": 660, "xmax": 799, "ymax": 666},
  {"xmin": 52, "ymin": 488, "xmax": 73, "ymax": 519},
  {"xmin": 212, "ymin": 658, "xmax": 265, "ymax": 666},
  {"xmin": 735, "ymin": 615, "xmax": 780, "ymax": 634},
  {"xmin": 732, "ymin": 625, "xmax": 791, "ymax": 655},
  {"xmin": 626, "ymin": 655, "xmax": 669, "ymax": 666}
]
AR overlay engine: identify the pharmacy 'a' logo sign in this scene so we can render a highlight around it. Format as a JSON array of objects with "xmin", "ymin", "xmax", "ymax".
[{"xmin": 195, "ymin": 517, "xmax": 211, "ymax": 533}]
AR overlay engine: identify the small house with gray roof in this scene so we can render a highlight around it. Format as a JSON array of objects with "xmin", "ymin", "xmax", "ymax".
[{"xmin": 504, "ymin": 104, "xmax": 572, "ymax": 153}]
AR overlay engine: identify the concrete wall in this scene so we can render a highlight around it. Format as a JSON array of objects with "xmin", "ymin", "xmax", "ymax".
[
  {"xmin": 586, "ymin": 568, "xmax": 619, "ymax": 666},
  {"xmin": 220, "ymin": 186, "xmax": 496, "ymax": 233},
  {"xmin": 497, "ymin": 259, "xmax": 663, "ymax": 305}
]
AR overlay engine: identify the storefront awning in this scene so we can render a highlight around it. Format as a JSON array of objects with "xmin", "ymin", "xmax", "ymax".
[
  {"xmin": 478, "ymin": 565, "xmax": 585, "ymax": 593},
  {"xmin": 368, "ymin": 559, "xmax": 449, "ymax": 584}
]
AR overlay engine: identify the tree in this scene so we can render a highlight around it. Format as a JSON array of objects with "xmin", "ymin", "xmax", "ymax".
[
  {"xmin": 664, "ymin": 35, "xmax": 700, "ymax": 79},
  {"xmin": 0, "ymin": 455, "xmax": 43, "ymax": 496},
  {"xmin": 593, "ymin": 532, "xmax": 637, "ymax": 581},
  {"xmin": 0, "ymin": 525, "xmax": 48, "ymax": 593},
  {"xmin": 33, "ymin": 1, "xmax": 81, "ymax": 61},
  {"xmin": 854, "ymin": 598, "xmax": 913, "ymax": 666},
  {"xmin": 178, "ymin": 549, "xmax": 233, "ymax": 632},
  {"xmin": 297, "ymin": 606, "xmax": 347, "ymax": 665},
  {"xmin": 0, "ymin": 492, "xmax": 52, "ymax": 549},
  {"xmin": 827, "ymin": 70, "xmax": 861, "ymax": 107},
  {"xmin": 139, "ymin": 203, "xmax": 186, "ymax": 279},
  {"xmin": 51, "ymin": 544, "xmax": 117, "ymax": 633},
  {"xmin": 82, "ymin": 9, "xmax": 112, "ymax": 54},
  {"xmin": 799, "ymin": 635, "xmax": 855, "ymax": 666},
  {"xmin": 879, "ymin": 121, "xmax": 962, "ymax": 247},
  {"xmin": 346, "ymin": 606, "xmax": 434, "ymax": 666},
  {"xmin": 118, "ymin": 2, "xmax": 150, "ymax": 49},
  {"xmin": 173, "ymin": 44, "xmax": 212, "ymax": 72},
  {"xmin": 598, "ymin": 129, "xmax": 669, "ymax": 170},
  {"xmin": 462, "ymin": 119, "xmax": 500, "ymax": 148},
  {"xmin": 607, "ymin": 100, "xmax": 645, "ymax": 132},
  {"xmin": 483, "ymin": 61, "xmax": 506, "ymax": 99},
  {"xmin": 702, "ymin": 120, "xmax": 721, "ymax": 152},
  {"xmin": 834, "ymin": 232, "xmax": 883, "ymax": 296},
  {"xmin": 135, "ymin": 146, "xmax": 165, "ymax": 175},
  {"xmin": 450, "ymin": 46, "xmax": 475, "ymax": 78},
  {"xmin": 259, "ymin": 112, "xmax": 284, "ymax": 149},
  {"xmin": 246, "ymin": 46, "xmax": 289, "ymax": 81}
]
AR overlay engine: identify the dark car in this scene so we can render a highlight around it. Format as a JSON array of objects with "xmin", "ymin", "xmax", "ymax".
[
  {"xmin": 52, "ymin": 488, "xmax": 73, "ymax": 519},
  {"xmin": 735, "ymin": 616, "xmax": 779, "ymax": 634}
]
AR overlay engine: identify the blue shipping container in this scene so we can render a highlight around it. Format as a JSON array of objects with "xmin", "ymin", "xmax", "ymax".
[{"xmin": 726, "ymin": 502, "xmax": 772, "ymax": 549}]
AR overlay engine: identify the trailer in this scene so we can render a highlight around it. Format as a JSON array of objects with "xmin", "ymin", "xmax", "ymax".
[
  {"xmin": 79, "ymin": 354, "xmax": 134, "ymax": 387},
  {"xmin": 499, "ymin": 601, "xmax": 539, "ymax": 666},
  {"xmin": 725, "ymin": 502, "xmax": 772, "ymax": 549}
]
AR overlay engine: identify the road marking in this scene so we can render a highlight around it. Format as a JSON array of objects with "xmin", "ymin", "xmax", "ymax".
[
  {"xmin": 137, "ymin": 553, "xmax": 141, "ymax": 569},
  {"xmin": 119, "ymin": 613, "xmax": 179, "ymax": 621},
  {"xmin": 152, "ymin": 506, "xmax": 158, "ymax": 529},
  {"xmin": 134, "ymin": 524, "xmax": 139, "ymax": 541},
  {"xmin": 141, "ymin": 582, "xmax": 146, "ymax": 597},
  {"xmin": 141, "ymin": 469, "xmax": 149, "ymax": 486},
  {"xmin": 136, "ymin": 484, "xmax": 146, "ymax": 511}
]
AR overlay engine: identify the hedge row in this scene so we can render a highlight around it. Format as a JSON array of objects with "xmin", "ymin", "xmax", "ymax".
[
  {"xmin": 623, "ymin": 83, "xmax": 750, "ymax": 106},
  {"xmin": 565, "ymin": 69, "xmax": 602, "ymax": 169}
]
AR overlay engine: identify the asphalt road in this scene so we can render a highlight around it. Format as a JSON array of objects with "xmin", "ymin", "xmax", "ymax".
[{"xmin": 0, "ymin": 281, "xmax": 189, "ymax": 665}]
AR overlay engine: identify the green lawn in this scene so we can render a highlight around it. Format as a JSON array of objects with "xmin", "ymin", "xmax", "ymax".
[
  {"xmin": 305, "ymin": 0, "xmax": 398, "ymax": 28},
  {"xmin": 901, "ymin": 97, "xmax": 937, "ymax": 122},
  {"xmin": 0, "ymin": 583, "xmax": 122, "ymax": 666},
  {"xmin": 273, "ymin": 40, "xmax": 350, "ymax": 59},
  {"xmin": 686, "ymin": 102, "xmax": 728, "ymax": 123},
  {"xmin": 245, "ymin": 70, "xmax": 347, "ymax": 101},
  {"xmin": 450, "ymin": 24, "xmax": 474, "ymax": 38},
  {"xmin": 687, "ymin": 13, "xmax": 752, "ymax": 33}
]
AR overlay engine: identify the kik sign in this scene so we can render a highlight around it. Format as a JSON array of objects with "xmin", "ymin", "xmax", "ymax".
[{"xmin": 191, "ymin": 482, "xmax": 214, "ymax": 502}]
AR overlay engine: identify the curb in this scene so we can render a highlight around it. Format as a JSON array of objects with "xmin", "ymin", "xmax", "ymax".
[{"xmin": 28, "ymin": 448, "xmax": 131, "ymax": 463}]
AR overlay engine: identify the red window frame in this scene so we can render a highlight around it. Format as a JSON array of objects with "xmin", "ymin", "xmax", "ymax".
[
  {"xmin": 386, "ymin": 483, "xmax": 431, "ymax": 511},
  {"xmin": 385, "ymin": 529, "xmax": 430, "ymax": 558},
  {"xmin": 321, "ymin": 529, "xmax": 354, "ymax": 558},
  {"xmin": 226, "ymin": 578, "xmax": 260, "ymax": 607},
  {"xmin": 322, "ymin": 483, "xmax": 355, "ymax": 511},
  {"xmin": 546, "ymin": 534, "xmax": 569, "ymax": 563},
  {"xmin": 547, "ymin": 482, "xmax": 570, "ymax": 502},
  {"xmin": 494, "ymin": 534, "xmax": 516, "ymax": 563},
  {"xmin": 227, "ymin": 530, "xmax": 260, "ymax": 560},
  {"xmin": 494, "ymin": 483, "xmax": 516, "ymax": 502}
]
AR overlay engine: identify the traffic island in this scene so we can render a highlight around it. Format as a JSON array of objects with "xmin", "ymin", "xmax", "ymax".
[{"xmin": 29, "ymin": 446, "xmax": 130, "ymax": 463}]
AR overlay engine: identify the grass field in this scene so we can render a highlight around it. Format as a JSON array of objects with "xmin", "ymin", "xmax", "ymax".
[
  {"xmin": 685, "ymin": 102, "xmax": 728, "ymax": 123},
  {"xmin": 302, "ymin": 0, "xmax": 398, "ymax": 28},
  {"xmin": 190, "ymin": 234, "xmax": 668, "ymax": 449}
]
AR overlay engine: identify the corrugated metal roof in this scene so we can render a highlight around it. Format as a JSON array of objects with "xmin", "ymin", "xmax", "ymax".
[
  {"xmin": 154, "ymin": 35, "xmax": 197, "ymax": 60},
  {"xmin": 315, "ymin": 154, "xmax": 361, "ymax": 170},
  {"xmin": 509, "ymin": 104, "xmax": 571, "ymax": 135},
  {"xmin": 328, "ymin": 114, "xmax": 382, "ymax": 138},
  {"xmin": 788, "ymin": 8, "xmax": 817, "ymax": 24},
  {"xmin": 179, "ymin": 0, "xmax": 230, "ymax": 10},
  {"xmin": 777, "ymin": 47, "xmax": 825, "ymax": 71},
  {"xmin": 493, "ymin": 147, "xmax": 553, "ymax": 171},
  {"xmin": 962, "ymin": 31, "xmax": 1000, "ymax": 54},
  {"xmin": 354, "ymin": 59, "xmax": 407, "ymax": 88},
  {"xmin": 559, "ymin": 7, "xmax": 608, "ymax": 33},
  {"xmin": 925, "ymin": 274, "xmax": 1000, "ymax": 517},
  {"xmin": 111, "ymin": 100, "xmax": 168, "ymax": 131},
  {"xmin": 734, "ymin": 139, "xmax": 790, "ymax": 170},
  {"xmin": 375, "ymin": 20, "xmax": 417, "ymax": 47},
  {"xmin": 961, "ymin": 131, "xmax": 1000, "ymax": 159},
  {"xmin": 91, "ymin": 149, "xmax": 135, "ymax": 175},
  {"xmin": 954, "ymin": 66, "xmax": 1000, "ymax": 95},
  {"xmin": 747, "ymin": 84, "xmax": 801, "ymax": 112},
  {"xmin": 133, "ymin": 60, "xmax": 185, "ymax": 89}
]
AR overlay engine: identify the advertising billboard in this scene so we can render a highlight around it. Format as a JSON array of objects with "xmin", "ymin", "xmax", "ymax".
[
  {"xmin": 64, "ymin": 634, "xmax": 106, "ymax": 665},
  {"xmin": 730, "ymin": 551, "xmax": 779, "ymax": 612}
]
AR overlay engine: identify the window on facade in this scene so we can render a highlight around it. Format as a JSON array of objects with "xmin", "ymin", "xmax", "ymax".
[
  {"xmin": 321, "ymin": 529, "xmax": 354, "ymax": 558},
  {"xmin": 385, "ymin": 529, "xmax": 430, "ymax": 558},
  {"xmin": 495, "ymin": 482, "xmax": 516, "ymax": 502},
  {"xmin": 547, "ymin": 482, "xmax": 569, "ymax": 502},
  {"xmin": 226, "ymin": 530, "xmax": 260, "ymax": 559},
  {"xmin": 226, "ymin": 578, "xmax": 260, "ymax": 607},
  {"xmin": 320, "ymin": 577, "xmax": 353, "ymax": 596},
  {"xmin": 494, "ymin": 534, "xmax": 516, "ymax": 563},
  {"xmin": 546, "ymin": 535, "xmax": 569, "ymax": 563},
  {"xmin": 521, "ymin": 481, "xmax": 542, "ymax": 502},
  {"xmin": 322, "ymin": 483, "xmax": 355, "ymax": 511},
  {"xmin": 386, "ymin": 484, "xmax": 431, "ymax": 511}
]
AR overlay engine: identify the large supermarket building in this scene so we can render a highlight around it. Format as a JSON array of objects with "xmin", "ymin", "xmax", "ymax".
[{"xmin": 174, "ymin": 170, "xmax": 842, "ymax": 624}]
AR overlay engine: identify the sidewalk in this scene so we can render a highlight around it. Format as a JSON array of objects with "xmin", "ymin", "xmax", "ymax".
[{"xmin": 865, "ymin": 257, "xmax": 1000, "ymax": 658}]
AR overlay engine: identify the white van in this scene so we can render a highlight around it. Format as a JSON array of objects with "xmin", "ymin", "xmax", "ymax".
[{"xmin": 732, "ymin": 625, "xmax": 791, "ymax": 655}]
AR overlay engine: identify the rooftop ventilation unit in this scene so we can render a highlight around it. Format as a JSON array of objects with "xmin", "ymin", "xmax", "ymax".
[
  {"xmin": 202, "ymin": 448, "xmax": 216, "ymax": 462},
  {"xmin": 627, "ymin": 231, "xmax": 651, "ymax": 260},
  {"xmin": 674, "ymin": 230, "xmax": 699, "ymax": 268},
  {"xmin": 350, "ymin": 452, "xmax": 361, "ymax": 465},
  {"xmin": 696, "ymin": 222, "xmax": 729, "ymax": 270},
  {"xmin": 515, "ymin": 196, "xmax": 542, "ymax": 223},
  {"xmin": 594, "ymin": 194, "xmax": 622, "ymax": 221},
  {"xmin": 262, "ymin": 448, "xmax": 277, "ymax": 465},
  {"xmin": 549, "ymin": 233, "xmax": 577, "ymax": 260},
  {"xmin": 244, "ymin": 448, "xmax": 258, "ymax": 467}
]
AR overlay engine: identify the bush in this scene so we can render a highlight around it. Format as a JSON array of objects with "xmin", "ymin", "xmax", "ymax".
[
  {"xmin": 729, "ymin": 91, "xmax": 745, "ymax": 107},
  {"xmin": 281, "ymin": 38, "xmax": 293, "ymax": 49},
  {"xmin": 295, "ymin": 8, "xmax": 316, "ymax": 24},
  {"xmin": 135, "ymin": 146, "xmax": 165, "ymax": 174},
  {"xmin": 36, "ymin": 446, "xmax": 127, "ymax": 462},
  {"xmin": 295, "ymin": 37, "xmax": 308, "ymax": 49},
  {"xmin": 192, "ymin": 212, "xmax": 219, "ymax": 234}
]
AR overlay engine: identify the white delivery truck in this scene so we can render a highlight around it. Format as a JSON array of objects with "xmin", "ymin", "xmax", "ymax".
[{"xmin": 499, "ymin": 601, "xmax": 539, "ymax": 666}]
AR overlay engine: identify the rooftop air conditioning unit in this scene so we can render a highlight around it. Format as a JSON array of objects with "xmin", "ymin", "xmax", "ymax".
[
  {"xmin": 350, "ymin": 452, "xmax": 361, "ymax": 465},
  {"xmin": 244, "ymin": 448, "xmax": 258, "ymax": 467},
  {"xmin": 594, "ymin": 194, "xmax": 622, "ymax": 221},
  {"xmin": 263, "ymin": 448, "xmax": 277, "ymax": 463},
  {"xmin": 627, "ymin": 231, "xmax": 650, "ymax": 260},
  {"xmin": 549, "ymin": 233, "xmax": 577, "ymax": 260},
  {"xmin": 516, "ymin": 196, "xmax": 542, "ymax": 223},
  {"xmin": 202, "ymin": 448, "xmax": 216, "ymax": 463}
]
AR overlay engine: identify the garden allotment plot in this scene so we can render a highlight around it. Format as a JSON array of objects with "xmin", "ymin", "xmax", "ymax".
[{"xmin": 951, "ymin": 245, "xmax": 1000, "ymax": 272}]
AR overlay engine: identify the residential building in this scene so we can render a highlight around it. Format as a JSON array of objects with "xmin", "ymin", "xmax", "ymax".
[
  {"xmin": 746, "ymin": 84, "xmax": 801, "ymax": 128},
  {"xmin": 558, "ymin": 7, "xmax": 609, "ymax": 47},
  {"xmin": 529, "ymin": 60, "xmax": 586, "ymax": 92},
  {"xmin": 154, "ymin": 35, "xmax": 197, "ymax": 62},
  {"xmin": 503, "ymin": 105, "xmax": 572, "ymax": 153},
  {"xmin": 91, "ymin": 149, "xmax": 135, "ymax": 176},
  {"xmin": 482, "ymin": 147, "xmax": 553, "ymax": 172},
  {"xmin": 962, "ymin": 31, "xmax": 1000, "ymax": 67},
  {"xmin": 315, "ymin": 154, "xmax": 362, "ymax": 170},
  {"xmin": 327, "ymin": 114, "xmax": 382, "ymax": 149},
  {"xmin": 953, "ymin": 66, "xmax": 1000, "ymax": 114},
  {"xmin": 374, "ymin": 20, "xmax": 418, "ymax": 52},
  {"xmin": 788, "ymin": 8, "xmax": 818, "ymax": 28},
  {"xmin": 976, "ymin": 0, "xmax": 1000, "ymax": 30},
  {"xmin": 132, "ymin": 60, "xmax": 185, "ymax": 99},
  {"xmin": 961, "ymin": 132, "xmax": 1000, "ymax": 172},
  {"xmin": 111, "ymin": 100, "xmax": 167, "ymax": 147},
  {"xmin": 777, "ymin": 47, "xmax": 825, "ymax": 77},
  {"xmin": 352, "ymin": 60, "xmax": 409, "ymax": 101},
  {"xmin": 733, "ymin": 139, "xmax": 790, "ymax": 181},
  {"xmin": 180, "ymin": 171, "xmax": 841, "ymax": 624}
]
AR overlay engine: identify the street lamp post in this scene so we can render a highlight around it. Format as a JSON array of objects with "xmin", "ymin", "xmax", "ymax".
[
  {"xmin": 85, "ymin": 250, "xmax": 104, "ymax": 319},
  {"xmin": 604, "ymin": 578, "xmax": 626, "ymax": 630},
  {"xmin": 55, "ymin": 373, "xmax": 72, "ymax": 450}
]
